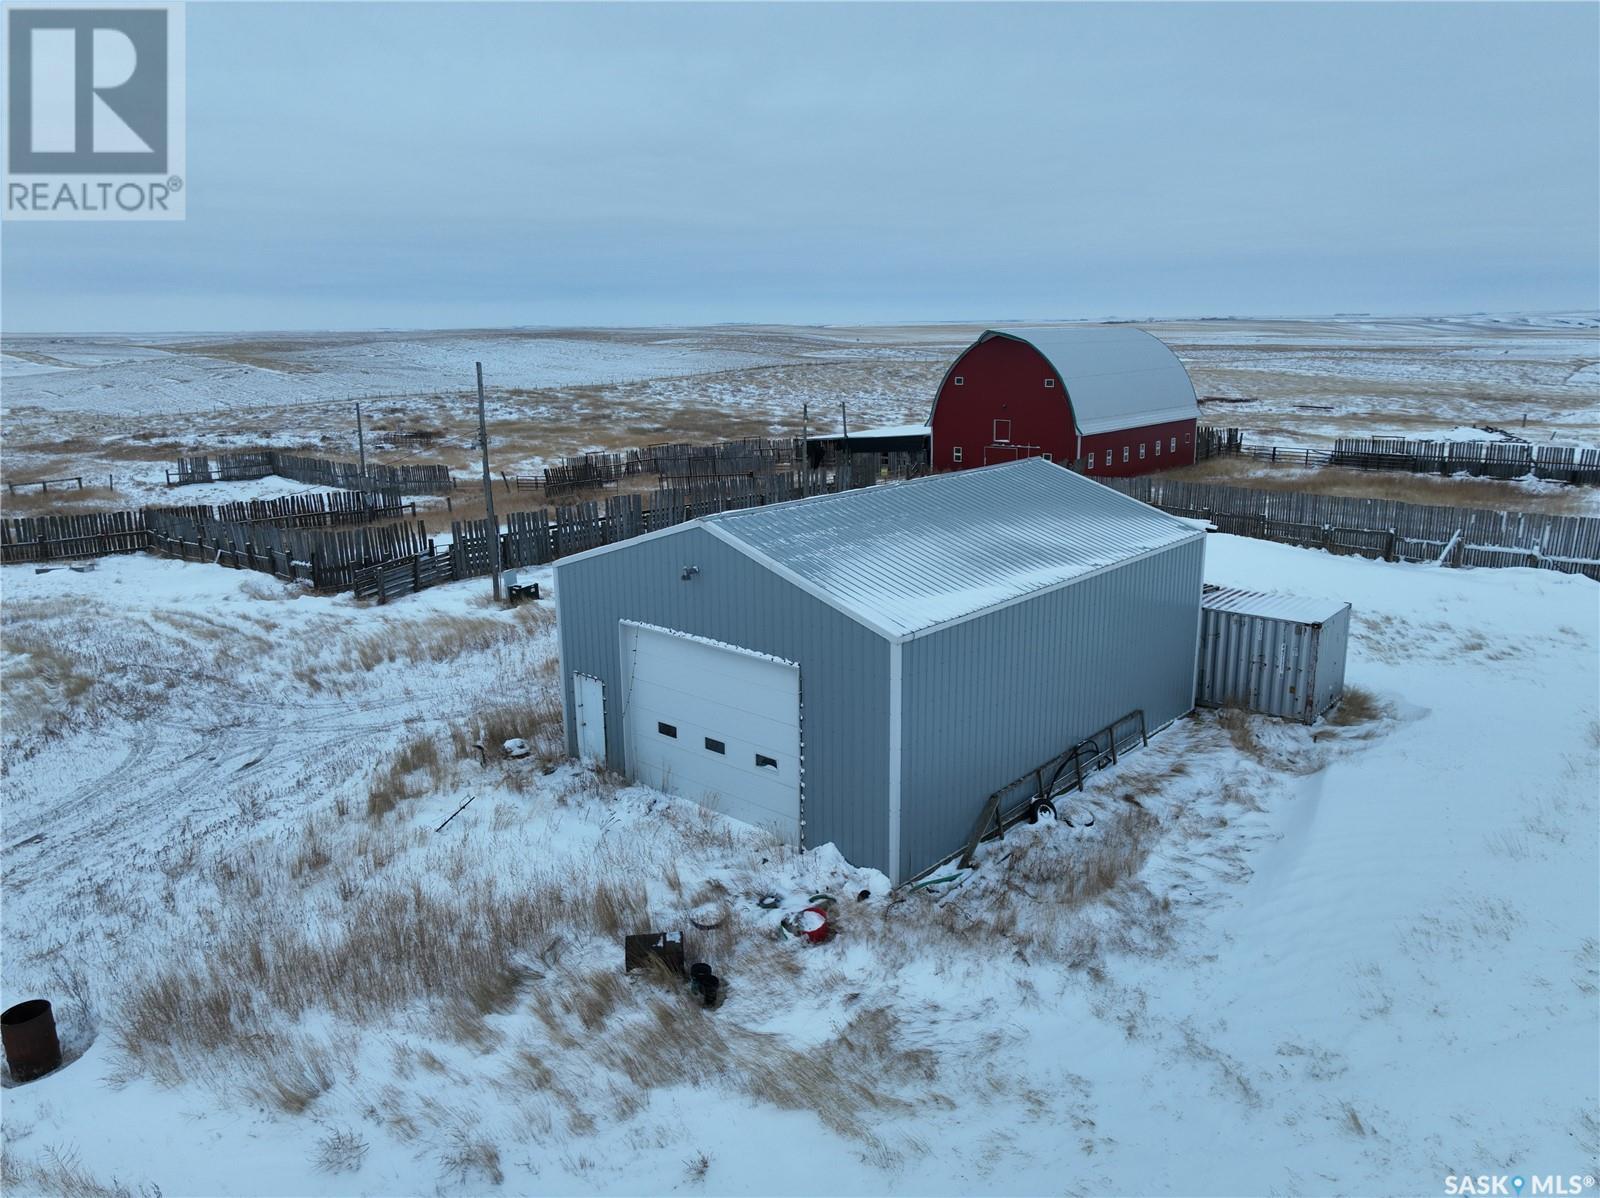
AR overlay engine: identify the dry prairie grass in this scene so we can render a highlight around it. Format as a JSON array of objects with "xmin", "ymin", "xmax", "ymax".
[
  {"xmin": 1160, "ymin": 456, "xmax": 1592, "ymax": 515},
  {"xmin": 312, "ymin": 1128, "xmax": 369, "ymax": 1175},
  {"xmin": 1217, "ymin": 709, "xmax": 1268, "ymax": 759},
  {"xmin": 0, "ymin": 486, "xmax": 126, "ymax": 516},
  {"xmin": 366, "ymin": 734, "xmax": 444, "ymax": 818},
  {"xmin": 1323, "ymin": 686, "xmax": 1387, "ymax": 727},
  {"xmin": 850, "ymin": 799, "xmax": 1173, "ymax": 972},
  {"xmin": 309, "ymin": 607, "xmax": 552, "ymax": 684},
  {"xmin": 1, "ymin": 626, "xmax": 98, "ymax": 743},
  {"xmin": 449, "ymin": 691, "xmax": 564, "ymax": 766},
  {"xmin": 0, "ymin": 1146, "xmax": 145, "ymax": 1198}
]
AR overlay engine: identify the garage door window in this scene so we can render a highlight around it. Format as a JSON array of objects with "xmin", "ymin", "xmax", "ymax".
[
  {"xmin": 704, "ymin": 737, "xmax": 725, "ymax": 754},
  {"xmin": 756, "ymin": 754, "xmax": 778, "ymax": 770},
  {"xmin": 658, "ymin": 722, "xmax": 677, "ymax": 738}
]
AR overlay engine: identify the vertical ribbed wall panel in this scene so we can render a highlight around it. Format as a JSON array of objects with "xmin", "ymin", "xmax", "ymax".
[
  {"xmin": 897, "ymin": 538, "xmax": 1206, "ymax": 880},
  {"xmin": 555, "ymin": 527, "xmax": 892, "ymax": 874},
  {"xmin": 1195, "ymin": 600, "xmax": 1350, "ymax": 724}
]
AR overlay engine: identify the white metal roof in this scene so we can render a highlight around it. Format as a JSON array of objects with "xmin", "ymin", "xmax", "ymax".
[
  {"xmin": 702, "ymin": 458, "xmax": 1202, "ymax": 639},
  {"xmin": 806, "ymin": 422, "xmax": 931, "ymax": 441},
  {"xmin": 1201, "ymin": 586, "xmax": 1349, "ymax": 625},
  {"xmin": 971, "ymin": 326, "xmax": 1200, "ymax": 435}
]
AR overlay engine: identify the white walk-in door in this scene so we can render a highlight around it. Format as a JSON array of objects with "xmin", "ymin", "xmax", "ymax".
[
  {"xmin": 573, "ymin": 673, "xmax": 607, "ymax": 762},
  {"xmin": 621, "ymin": 622, "xmax": 801, "ymax": 844}
]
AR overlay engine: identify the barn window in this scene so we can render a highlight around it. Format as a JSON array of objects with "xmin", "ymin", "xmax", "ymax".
[
  {"xmin": 1087, "ymin": 452, "xmax": 1096, "ymax": 470},
  {"xmin": 704, "ymin": 737, "xmax": 725, "ymax": 754},
  {"xmin": 1184, "ymin": 433, "xmax": 1191, "ymax": 443},
  {"xmin": 953, "ymin": 446, "xmax": 963, "ymax": 463},
  {"xmin": 953, "ymin": 376, "xmax": 964, "ymax": 386},
  {"xmin": 755, "ymin": 754, "xmax": 778, "ymax": 770},
  {"xmin": 1155, "ymin": 439, "xmax": 1161, "ymax": 456},
  {"xmin": 993, "ymin": 419, "xmax": 1011, "ymax": 443},
  {"xmin": 1122, "ymin": 446, "xmax": 1130, "ymax": 463},
  {"xmin": 1043, "ymin": 378, "xmax": 1055, "ymax": 388},
  {"xmin": 1139, "ymin": 443, "xmax": 1146, "ymax": 459},
  {"xmin": 657, "ymin": 722, "xmax": 677, "ymax": 738},
  {"xmin": 1170, "ymin": 437, "xmax": 1177, "ymax": 452},
  {"xmin": 1042, "ymin": 453, "xmax": 1053, "ymax": 462}
]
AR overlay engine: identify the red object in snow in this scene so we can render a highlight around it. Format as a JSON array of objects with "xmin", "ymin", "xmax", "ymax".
[{"xmin": 797, "ymin": 906, "xmax": 831, "ymax": 944}]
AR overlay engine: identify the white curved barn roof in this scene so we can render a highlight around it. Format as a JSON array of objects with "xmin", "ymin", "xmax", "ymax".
[{"xmin": 977, "ymin": 326, "xmax": 1200, "ymax": 436}]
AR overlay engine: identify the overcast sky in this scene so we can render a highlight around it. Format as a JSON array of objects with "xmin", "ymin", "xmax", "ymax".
[{"xmin": 3, "ymin": 1, "xmax": 1597, "ymax": 332}]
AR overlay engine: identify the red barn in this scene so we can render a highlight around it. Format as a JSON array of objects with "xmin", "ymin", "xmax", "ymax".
[{"xmin": 928, "ymin": 327, "xmax": 1200, "ymax": 477}]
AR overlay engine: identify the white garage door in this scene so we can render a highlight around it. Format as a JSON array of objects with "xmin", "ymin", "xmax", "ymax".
[{"xmin": 621, "ymin": 622, "xmax": 801, "ymax": 844}]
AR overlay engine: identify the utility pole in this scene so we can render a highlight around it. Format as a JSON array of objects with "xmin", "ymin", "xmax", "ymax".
[
  {"xmin": 355, "ymin": 401, "xmax": 366, "ymax": 475},
  {"xmin": 476, "ymin": 362, "xmax": 503, "ymax": 602},
  {"xmin": 839, "ymin": 401, "xmax": 849, "ymax": 490},
  {"xmin": 801, "ymin": 402, "xmax": 809, "ymax": 497}
]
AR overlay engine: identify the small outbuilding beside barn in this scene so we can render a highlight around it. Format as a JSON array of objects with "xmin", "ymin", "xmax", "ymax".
[
  {"xmin": 929, "ymin": 326, "xmax": 1201, "ymax": 477},
  {"xmin": 554, "ymin": 458, "xmax": 1205, "ymax": 883}
]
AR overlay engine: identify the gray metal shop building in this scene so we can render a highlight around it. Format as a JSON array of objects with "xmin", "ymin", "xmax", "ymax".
[{"xmin": 554, "ymin": 458, "xmax": 1206, "ymax": 883}]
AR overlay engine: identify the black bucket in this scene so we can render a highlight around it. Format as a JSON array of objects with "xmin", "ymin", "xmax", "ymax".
[
  {"xmin": 1, "ymin": 999, "xmax": 62, "ymax": 1083},
  {"xmin": 698, "ymin": 976, "xmax": 721, "ymax": 1008}
]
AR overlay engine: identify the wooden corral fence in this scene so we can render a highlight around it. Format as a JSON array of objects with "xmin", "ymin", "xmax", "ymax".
[
  {"xmin": 2, "ymin": 493, "xmax": 411, "ymax": 565},
  {"xmin": 1196, "ymin": 426, "xmax": 1244, "ymax": 460},
  {"xmin": 171, "ymin": 452, "xmax": 273, "ymax": 484},
  {"xmin": 1233, "ymin": 444, "xmax": 1333, "ymax": 468},
  {"xmin": 271, "ymin": 453, "xmax": 454, "ymax": 495},
  {"xmin": 1106, "ymin": 476, "xmax": 1600, "ymax": 580},
  {"xmin": 146, "ymin": 509, "xmax": 435, "ymax": 591},
  {"xmin": 0, "ymin": 510, "xmax": 150, "ymax": 564},
  {"xmin": 647, "ymin": 437, "xmax": 804, "ymax": 481},
  {"xmin": 168, "ymin": 450, "xmax": 455, "ymax": 494},
  {"xmin": 539, "ymin": 449, "xmax": 650, "ymax": 496},
  {"xmin": 536, "ymin": 438, "xmax": 809, "ymax": 497},
  {"xmin": 207, "ymin": 490, "xmax": 410, "ymax": 528},
  {"xmin": 355, "ymin": 460, "xmax": 891, "ymax": 603},
  {"xmin": 1329, "ymin": 438, "xmax": 1600, "ymax": 485},
  {"xmin": 5, "ymin": 475, "xmax": 88, "ymax": 495}
]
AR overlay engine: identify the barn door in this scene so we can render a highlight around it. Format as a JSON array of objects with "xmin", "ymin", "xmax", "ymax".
[
  {"xmin": 621, "ymin": 623, "xmax": 802, "ymax": 845},
  {"xmin": 574, "ymin": 673, "xmax": 606, "ymax": 763},
  {"xmin": 983, "ymin": 444, "xmax": 1041, "ymax": 465}
]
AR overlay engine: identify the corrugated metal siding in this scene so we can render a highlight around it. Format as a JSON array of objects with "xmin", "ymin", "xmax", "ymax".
[
  {"xmin": 1310, "ymin": 603, "xmax": 1351, "ymax": 717},
  {"xmin": 897, "ymin": 538, "xmax": 1206, "ymax": 881},
  {"xmin": 1196, "ymin": 596, "xmax": 1352, "ymax": 724},
  {"xmin": 1201, "ymin": 586, "xmax": 1348, "ymax": 625},
  {"xmin": 554, "ymin": 526, "xmax": 892, "ymax": 874},
  {"xmin": 706, "ymin": 458, "xmax": 1200, "ymax": 637}
]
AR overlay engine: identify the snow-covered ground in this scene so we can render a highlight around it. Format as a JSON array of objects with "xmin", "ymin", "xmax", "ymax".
[
  {"xmin": 0, "ymin": 332, "xmax": 794, "ymax": 416},
  {"xmin": 1165, "ymin": 314, "xmax": 1599, "ymax": 448},
  {"xmin": 2, "ymin": 534, "xmax": 1595, "ymax": 1196}
]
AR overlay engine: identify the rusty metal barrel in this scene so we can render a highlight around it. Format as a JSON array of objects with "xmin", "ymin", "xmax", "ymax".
[{"xmin": 1, "ymin": 999, "xmax": 62, "ymax": 1082}]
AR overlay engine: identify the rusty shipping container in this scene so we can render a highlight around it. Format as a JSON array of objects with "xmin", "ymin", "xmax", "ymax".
[{"xmin": 1196, "ymin": 587, "xmax": 1351, "ymax": 724}]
